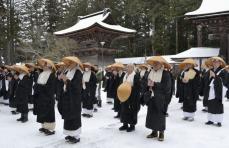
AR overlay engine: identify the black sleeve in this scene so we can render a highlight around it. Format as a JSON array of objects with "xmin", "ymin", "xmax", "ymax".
[{"xmin": 154, "ymin": 71, "xmax": 171, "ymax": 95}]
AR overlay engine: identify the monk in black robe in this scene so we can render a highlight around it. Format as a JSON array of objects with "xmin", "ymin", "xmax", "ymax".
[
  {"xmin": 25, "ymin": 64, "xmax": 39, "ymax": 111},
  {"xmin": 145, "ymin": 56, "xmax": 171, "ymax": 141},
  {"xmin": 105, "ymin": 70, "xmax": 114, "ymax": 104},
  {"xmin": 119, "ymin": 64, "xmax": 140, "ymax": 132},
  {"xmin": 55, "ymin": 63, "xmax": 66, "ymax": 115},
  {"xmin": 179, "ymin": 59, "xmax": 200, "ymax": 122},
  {"xmin": 59, "ymin": 57, "xmax": 83, "ymax": 144},
  {"xmin": 8, "ymin": 72, "xmax": 19, "ymax": 114},
  {"xmin": 82, "ymin": 63, "xmax": 97, "ymax": 118},
  {"xmin": 138, "ymin": 64, "xmax": 149, "ymax": 106},
  {"xmin": 165, "ymin": 69, "xmax": 174, "ymax": 117},
  {"xmin": 206, "ymin": 57, "xmax": 228, "ymax": 127},
  {"xmin": 34, "ymin": 60, "xmax": 56, "ymax": 135},
  {"xmin": 15, "ymin": 65, "xmax": 30, "ymax": 123},
  {"xmin": 176, "ymin": 70, "xmax": 185, "ymax": 108},
  {"xmin": 114, "ymin": 68, "xmax": 125, "ymax": 118},
  {"xmin": 200, "ymin": 61, "xmax": 213, "ymax": 112}
]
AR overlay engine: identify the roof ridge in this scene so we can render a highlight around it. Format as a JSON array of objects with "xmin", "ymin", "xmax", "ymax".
[{"xmin": 78, "ymin": 8, "xmax": 111, "ymax": 20}]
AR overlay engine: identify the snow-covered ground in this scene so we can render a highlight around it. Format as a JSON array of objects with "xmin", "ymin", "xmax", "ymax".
[{"xmin": 0, "ymin": 92, "xmax": 229, "ymax": 148}]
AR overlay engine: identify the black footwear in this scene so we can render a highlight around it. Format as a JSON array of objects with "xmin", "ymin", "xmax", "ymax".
[
  {"xmin": 216, "ymin": 123, "xmax": 222, "ymax": 127},
  {"xmin": 44, "ymin": 129, "xmax": 55, "ymax": 136},
  {"xmin": 65, "ymin": 136, "xmax": 71, "ymax": 141},
  {"xmin": 39, "ymin": 128, "xmax": 46, "ymax": 133},
  {"xmin": 158, "ymin": 132, "xmax": 164, "ymax": 141},
  {"xmin": 82, "ymin": 113, "xmax": 87, "ymax": 117},
  {"xmin": 205, "ymin": 121, "xmax": 214, "ymax": 125},
  {"xmin": 187, "ymin": 117, "xmax": 194, "ymax": 122},
  {"xmin": 166, "ymin": 113, "xmax": 169, "ymax": 117},
  {"xmin": 182, "ymin": 117, "xmax": 189, "ymax": 121},
  {"xmin": 17, "ymin": 118, "xmax": 23, "ymax": 121},
  {"xmin": 21, "ymin": 113, "xmax": 28, "ymax": 123},
  {"xmin": 126, "ymin": 125, "xmax": 135, "ymax": 132},
  {"xmin": 21, "ymin": 118, "xmax": 28, "ymax": 123},
  {"xmin": 94, "ymin": 108, "xmax": 98, "ymax": 112},
  {"xmin": 114, "ymin": 114, "xmax": 120, "ymax": 119},
  {"xmin": 147, "ymin": 131, "xmax": 158, "ymax": 138},
  {"xmin": 107, "ymin": 101, "xmax": 113, "ymax": 104},
  {"xmin": 202, "ymin": 109, "xmax": 208, "ymax": 112},
  {"xmin": 97, "ymin": 100, "xmax": 102, "ymax": 107},
  {"xmin": 68, "ymin": 137, "xmax": 80, "ymax": 144},
  {"xmin": 119, "ymin": 124, "xmax": 128, "ymax": 131},
  {"xmin": 85, "ymin": 114, "xmax": 93, "ymax": 118},
  {"xmin": 11, "ymin": 111, "xmax": 19, "ymax": 115}
]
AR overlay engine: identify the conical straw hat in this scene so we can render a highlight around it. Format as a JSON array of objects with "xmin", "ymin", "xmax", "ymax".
[
  {"xmin": 62, "ymin": 56, "xmax": 83, "ymax": 69},
  {"xmin": 179, "ymin": 59, "xmax": 197, "ymax": 70},
  {"xmin": 55, "ymin": 62, "xmax": 65, "ymax": 68},
  {"xmin": 4, "ymin": 65, "xmax": 16, "ymax": 72},
  {"xmin": 137, "ymin": 64, "xmax": 148, "ymax": 69},
  {"xmin": 117, "ymin": 82, "xmax": 132, "ymax": 102},
  {"xmin": 210, "ymin": 57, "xmax": 226, "ymax": 68},
  {"xmin": 111, "ymin": 62, "xmax": 125, "ymax": 69},
  {"xmin": 14, "ymin": 65, "xmax": 29, "ymax": 74},
  {"xmin": 147, "ymin": 56, "xmax": 171, "ymax": 69},
  {"xmin": 83, "ymin": 62, "xmax": 97, "ymax": 71},
  {"xmin": 37, "ymin": 58, "xmax": 56, "ymax": 70}
]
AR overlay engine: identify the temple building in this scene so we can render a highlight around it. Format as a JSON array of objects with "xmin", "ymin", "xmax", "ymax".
[
  {"xmin": 185, "ymin": 0, "xmax": 229, "ymax": 62},
  {"xmin": 54, "ymin": 8, "xmax": 136, "ymax": 65}
]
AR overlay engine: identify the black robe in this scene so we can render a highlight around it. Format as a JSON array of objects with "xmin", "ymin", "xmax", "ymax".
[
  {"xmin": 15, "ymin": 75, "xmax": 30, "ymax": 113},
  {"xmin": 82, "ymin": 71, "xmax": 97, "ymax": 111},
  {"xmin": 105, "ymin": 72, "xmax": 115, "ymax": 99},
  {"xmin": 226, "ymin": 72, "xmax": 229, "ymax": 99},
  {"xmin": 114, "ymin": 72, "xmax": 125, "ymax": 112},
  {"xmin": 139, "ymin": 70, "xmax": 149, "ymax": 106},
  {"xmin": 176, "ymin": 71, "xmax": 185, "ymax": 103},
  {"xmin": 145, "ymin": 70, "xmax": 171, "ymax": 131},
  {"xmin": 120, "ymin": 74, "xmax": 140, "ymax": 125},
  {"xmin": 28, "ymin": 71, "xmax": 39, "ymax": 104},
  {"xmin": 9, "ymin": 78, "xmax": 19, "ymax": 108},
  {"xmin": 165, "ymin": 71, "xmax": 174, "ymax": 113},
  {"xmin": 201, "ymin": 69, "xmax": 211, "ymax": 107},
  {"xmin": 59, "ymin": 69, "xmax": 83, "ymax": 131},
  {"xmin": 182, "ymin": 68, "xmax": 200, "ymax": 113},
  {"xmin": 207, "ymin": 67, "xmax": 227, "ymax": 114},
  {"xmin": 33, "ymin": 72, "xmax": 56, "ymax": 123},
  {"xmin": 55, "ymin": 71, "xmax": 64, "ymax": 102},
  {"xmin": 0, "ymin": 76, "xmax": 8, "ymax": 100}
]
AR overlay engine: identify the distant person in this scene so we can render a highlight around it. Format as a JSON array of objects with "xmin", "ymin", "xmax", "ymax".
[
  {"xmin": 14, "ymin": 65, "xmax": 30, "ymax": 123},
  {"xmin": 179, "ymin": 59, "xmax": 200, "ymax": 122},
  {"xmin": 205, "ymin": 57, "xmax": 227, "ymax": 127},
  {"xmin": 33, "ymin": 59, "xmax": 56, "ymax": 135},
  {"xmin": 59, "ymin": 57, "xmax": 83, "ymax": 144},
  {"xmin": 144, "ymin": 56, "xmax": 171, "ymax": 141},
  {"xmin": 119, "ymin": 64, "xmax": 140, "ymax": 132}
]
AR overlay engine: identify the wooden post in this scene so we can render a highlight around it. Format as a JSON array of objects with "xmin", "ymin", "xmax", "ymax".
[{"xmin": 197, "ymin": 25, "xmax": 203, "ymax": 47}]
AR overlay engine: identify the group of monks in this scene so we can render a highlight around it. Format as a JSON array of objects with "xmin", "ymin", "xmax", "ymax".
[
  {"xmin": 0, "ymin": 55, "xmax": 228, "ymax": 143},
  {"xmin": 102, "ymin": 56, "xmax": 229, "ymax": 141}
]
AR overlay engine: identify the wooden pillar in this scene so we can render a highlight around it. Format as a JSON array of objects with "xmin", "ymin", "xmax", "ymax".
[
  {"xmin": 197, "ymin": 25, "xmax": 203, "ymax": 47},
  {"xmin": 219, "ymin": 28, "xmax": 228, "ymax": 62},
  {"xmin": 227, "ymin": 34, "xmax": 229, "ymax": 63}
]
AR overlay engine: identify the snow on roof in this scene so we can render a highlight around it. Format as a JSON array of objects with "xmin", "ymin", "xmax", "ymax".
[
  {"xmin": 115, "ymin": 57, "xmax": 146, "ymax": 64},
  {"xmin": 54, "ymin": 9, "xmax": 136, "ymax": 35},
  {"xmin": 172, "ymin": 47, "xmax": 220, "ymax": 59},
  {"xmin": 185, "ymin": 0, "xmax": 229, "ymax": 16},
  {"xmin": 115, "ymin": 55, "xmax": 177, "ymax": 65}
]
